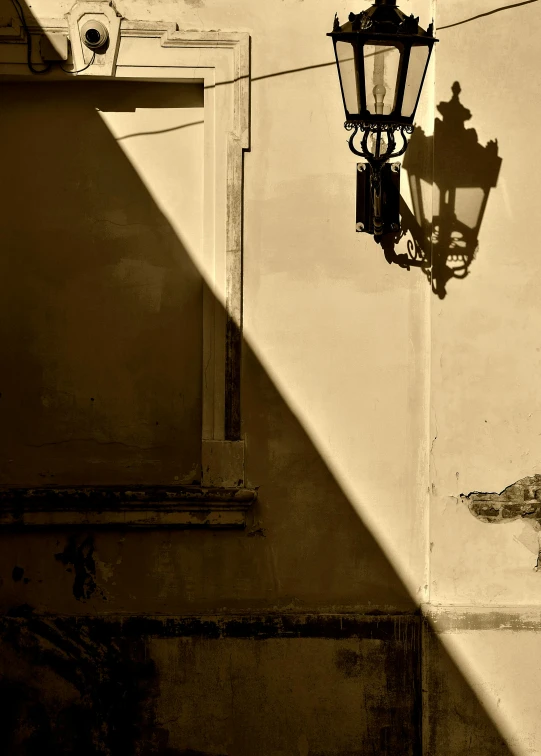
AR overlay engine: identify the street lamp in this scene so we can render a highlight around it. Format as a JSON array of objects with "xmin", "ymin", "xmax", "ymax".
[{"xmin": 328, "ymin": 0, "xmax": 437, "ymax": 240}]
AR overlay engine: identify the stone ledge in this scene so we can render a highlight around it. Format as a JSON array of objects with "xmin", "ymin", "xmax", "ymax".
[
  {"xmin": 0, "ymin": 485, "xmax": 257, "ymax": 529},
  {"xmin": 0, "ymin": 609, "xmax": 421, "ymax": 640}
]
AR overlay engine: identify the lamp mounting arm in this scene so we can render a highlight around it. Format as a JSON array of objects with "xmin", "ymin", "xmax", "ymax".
[{"xmin": 345, "ymin": 122, "xmax": 413, "ymax": 238}]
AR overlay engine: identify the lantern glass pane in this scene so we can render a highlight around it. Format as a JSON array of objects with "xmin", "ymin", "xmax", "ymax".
[
  {"xmin": 455, "ymin": 187, "xmax": 485, "ymax": 230},
  {"xmin": 402, "ymin": 45, "xmax": 430, "ymax": 118},
  {"xmin": 363, "ymin": 44, "xmax": 400, "ymax": 116},
  {"xmin": 336, "ymin": 41, "xmax": 359, "ymax": 115}
]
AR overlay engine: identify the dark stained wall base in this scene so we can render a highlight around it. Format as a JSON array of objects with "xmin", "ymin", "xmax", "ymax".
[
  {"xmin": 0, "ymin": 610, "xmax": 421, "ymax": 756},
  {"xmin": 423, "ymin": 621, "xmax": 512, "ymax": 756}
]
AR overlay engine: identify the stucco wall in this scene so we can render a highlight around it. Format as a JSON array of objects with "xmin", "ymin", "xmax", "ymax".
[
  {"xmin": 0, "ymin": 0, "xmax": 539, "ymax": 753},
  {"xmin": 428, "ymin": 1, "xmax": 541, "ymax": 753}
]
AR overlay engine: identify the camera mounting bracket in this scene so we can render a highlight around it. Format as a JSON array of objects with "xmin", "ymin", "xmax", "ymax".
[{"xmin": 67, "ymin": 1, "xmax": 121, "ymax": 75}]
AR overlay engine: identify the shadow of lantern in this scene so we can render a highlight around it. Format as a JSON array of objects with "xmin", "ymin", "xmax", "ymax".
[{"xmin": 387, "ymin": 81, "xmax": 502, "ymax": 299}]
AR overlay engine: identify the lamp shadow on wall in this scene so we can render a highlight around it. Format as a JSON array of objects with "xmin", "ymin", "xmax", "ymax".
[
  {"xmin": 0, "ymin": 11, "xmax": 515, "ymax": 755},
  {"xmin": 382, "ymin": 81, "xmax": 502, "ymax": 300}
]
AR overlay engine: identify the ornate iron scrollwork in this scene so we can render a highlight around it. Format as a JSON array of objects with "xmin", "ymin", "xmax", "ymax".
[{"xmin": 345, "ymin": 121, "xmax": 413, "ymax": 161}]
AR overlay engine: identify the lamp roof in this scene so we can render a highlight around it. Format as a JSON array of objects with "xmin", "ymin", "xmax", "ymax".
[{"xmin": 330, "ymin": 1, "xmax": 435, "ymax": 38}]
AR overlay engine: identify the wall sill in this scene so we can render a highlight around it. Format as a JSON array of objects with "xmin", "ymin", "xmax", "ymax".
[{"xmin": 0, "ymin": 486, "xmax": 257, "ymax": 529}]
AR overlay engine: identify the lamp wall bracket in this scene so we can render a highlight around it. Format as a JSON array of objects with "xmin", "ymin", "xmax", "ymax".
[{"xmin": 356, "ymin": 161, "xmax": 400, "ymax": 237}]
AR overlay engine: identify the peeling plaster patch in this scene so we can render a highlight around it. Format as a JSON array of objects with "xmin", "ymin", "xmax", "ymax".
[
  {"xmin": 95, "ymin": 557, "xmax": 115, "ymax": 583},
  {"xmin": 462, "ymin": 474, "xmax": 541, "ymax": 523},
  {"xmin": 463, "ymin": 474, "xmax": 541, "ymax": 569},
  {"xmin": 247, "ymin": 525, "xmax": 266, "ymax": 537},
  {"xmin": 514, "ymin": 522, "xmax": 540, "ymax": 556},
  {"xmin": 54, "ymin": 535, "xmax": 97, "ymax": 600}
]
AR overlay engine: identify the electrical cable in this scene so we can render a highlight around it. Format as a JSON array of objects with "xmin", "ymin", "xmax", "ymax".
[
  {"xmin": 10, "ymin": 0, "xmax": 51, "ymax": 74},
  {"xmin": 60, "ymin": 52, "xmax": 96, "ymax": 74},
  {"xmin": 10, "ymin": 0, "xmax": 96, "ymax": 75}
]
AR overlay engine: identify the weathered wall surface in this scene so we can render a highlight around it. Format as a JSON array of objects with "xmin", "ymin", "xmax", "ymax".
[
  {"xmin": 0, "ymin": 0, "xmax": 538, "ymax": 753},
  {"xmin": 429, "ymin": 0, "xmax": 541, "ymax": 753},
  {"xmin": 0, "ymin": 612, "xmax": 422, "ymax": 754},
  {"xmin": 431, "ymin": 0, "xmax": 541, "ymax": 608}
]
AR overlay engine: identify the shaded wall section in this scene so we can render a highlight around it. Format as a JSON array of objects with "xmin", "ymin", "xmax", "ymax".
[{"xmin": 0, "ymin": 81, "xmax": 204, "ymax": 486}]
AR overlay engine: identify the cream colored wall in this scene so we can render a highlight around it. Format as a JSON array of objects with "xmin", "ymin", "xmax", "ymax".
[
  {"xmin": 429, "ymin": 1, "xmax": 541, "ymax": 754},
  {"xmin": 241, "ymin": 0, "xmax": 433, "ymax": 601},
  {"xmin": 431, "ymin": 0, "xmax": 541, "ymax": 605}
]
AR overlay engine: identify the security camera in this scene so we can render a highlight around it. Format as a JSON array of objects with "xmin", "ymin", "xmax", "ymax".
[{"xmin": 81, "ymin": 19, "xmax": 109, "ymax": 50}]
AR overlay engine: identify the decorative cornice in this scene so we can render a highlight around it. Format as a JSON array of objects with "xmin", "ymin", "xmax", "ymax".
[{"xmin": 0, "ymin": 486, "xmax": 257, "ymax": 528}]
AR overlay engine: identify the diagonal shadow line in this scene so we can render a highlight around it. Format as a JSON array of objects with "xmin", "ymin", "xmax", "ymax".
[
  {"xmin": 2, "ymin": 86, "xmax": 516, "ymax": 756},
  {"xmin": 439, "ymin": 0, "xmax": 539, "ymax": 30}
]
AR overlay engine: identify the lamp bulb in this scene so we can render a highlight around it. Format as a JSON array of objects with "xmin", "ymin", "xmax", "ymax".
[{"xmin": 373, "ymin": 83, "xmax": 386, "ymax": 115}]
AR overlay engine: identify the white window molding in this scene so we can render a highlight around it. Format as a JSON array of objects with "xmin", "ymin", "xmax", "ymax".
[{"xmin": 0, "ymin": 4, "xmax": 255, "ymax": 527}]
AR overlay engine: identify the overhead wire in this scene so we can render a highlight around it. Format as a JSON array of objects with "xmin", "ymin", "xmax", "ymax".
[{"xmin": 10, "ymin": 0, "xmax": 51, "ymax": 74}]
